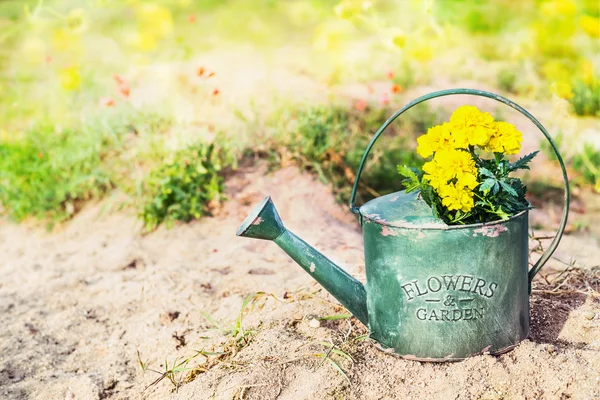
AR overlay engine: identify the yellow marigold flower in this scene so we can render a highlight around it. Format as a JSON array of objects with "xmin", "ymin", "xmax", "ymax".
[
  {"xmin": 449, "ymin": 105, "xmax": 495, "ymax": 148},
  {"xmin": 59, "ymin": 66, "xmax": 81, "ymax": 91},
  {"xmin": 485, "ymin": 121, "xmax": 522, "ymax": 155},
  {"xmin": 422, "ymin": 149, "xmax": 477, "ymax": 191},
  {"xmin": 416, "ymin": 122, "xmax": 453, "ymax": 158},
  {"xmin": 434, "ymin": 148, "xmax": 477, "ymax": 177},
  {"xmin": 456, "ymin": 173, "xmax": 479, "ymax": 190},
  {"xmin": 422, "ymin": 160, "xmax": 453, "ymax": 190},
  {"xmin": 551, "ymin": 81, "xmax": 574, "ymax": 100},
  {"xmin": 438, "ymin": 183, "xmax": 475, "ymax": 212},
  {"xmin": 580, "ymin": 15, "xmax": 600, "ymax": 38}
]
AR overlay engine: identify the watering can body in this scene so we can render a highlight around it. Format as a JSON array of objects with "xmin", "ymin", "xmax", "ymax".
[
  {"xmin": 237, "ymin": 89, "xmax": 569, "ymax": 362},
  {"xmin": 360, "ymin": 191, "xmax": 529, "ymax": 360}
]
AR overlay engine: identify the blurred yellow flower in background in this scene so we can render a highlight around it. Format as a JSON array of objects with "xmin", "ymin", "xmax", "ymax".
[
  {"xmin": 541, "ymin": 60, "xmax": 571, "ymax": 82},
  {"xmin": 579, "ymin": 60, "xmax": 596, "ymax": 84},
  {"xmin": 580, "ymin": 15, "xmax": 600, "ymax": 38},
  {"xmin": 551, "ymin": 81, "xmax": 575, "ymax": 99},
  {"xmin": 384, "ymin": 28, "xmax": 406, "ymax": 49},
  {"xmin": 313, "ymin": 21, "xmax": 351, "ymax": 51},
  {"xmin": 52, "ymin": 27, "xmax": 81, "ymax": 53},
  {"xmin": 595, "ymin": 178, "xmax": 600, "ymax": 193},
  {"xmin": 540, "ymin": 0, "xmax": 577, "ymax": 17},
  {"xmin": 137, "ymin": 3, "xmax": 173, "ymax": 38},
  {"xmin": 408, "ymin": 44, "xmax": 433, "ymax": 62},
  {"xmin": 131, "ymin": 3, "xmax": 174, "ymax": 52},
  {"xmin": 59, "ymin": 66, "xmax": 81, "ymax": 91}
]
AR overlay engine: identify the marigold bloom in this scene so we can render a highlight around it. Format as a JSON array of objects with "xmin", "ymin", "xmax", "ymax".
[
  {"xmin": 416, "ymin": 122, "xmax": 453, "ymax": 158},
  {"xmin": 485, "ymin": 121, "xmax": 522, "ymax": 155},
  {"xmin": 448, "ymin": 105, "xmax": 495, "ymax": 148},
  {"xmin": 422, "ymin": 149, "xmax": 477, "ymax": 192},
  {"xmin": 438, "ymin": 183, "xmax": 475, "ymax": 212}
]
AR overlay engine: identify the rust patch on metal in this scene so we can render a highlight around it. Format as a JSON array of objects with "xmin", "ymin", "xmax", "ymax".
[
  {"xmin": 251, "ymin": 217, "xmax": 263, "ymax": 226},
  {"xmin": 381, "ymin": 226, "xmax": 398, "ymax": 237},
  {"xmin": 472, "ymin": 225, "xmax": 508, "ymax": 237}
]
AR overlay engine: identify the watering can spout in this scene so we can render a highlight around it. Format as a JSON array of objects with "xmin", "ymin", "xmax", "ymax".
[{"xmin": 236, "ymin": 196, "xmax": 369, "ymax": 326}]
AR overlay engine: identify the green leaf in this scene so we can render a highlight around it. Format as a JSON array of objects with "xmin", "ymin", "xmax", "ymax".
[
  {"xmin": 480, "ymin": 178, "xmax": 496, "ymax": 192},
  {"xmin": 509, "ymin": 151, "xmax": 539, "ymax": 171},
  {"xmin": 397, "ymin": 165, "xmax": 421, "ymax": 193},
  {"xmin": 479, "ymin": 167, "xmax": 495, "ymax": 178},
  {"xmin": 397, "ymin": 165, "xmax": 418, "ymax": 179},
  {"xmin": 499, "ymin": 181, "xmax": 518, "ymax": 197}
]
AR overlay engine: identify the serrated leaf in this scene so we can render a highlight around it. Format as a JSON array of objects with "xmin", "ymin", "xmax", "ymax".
[
  {"xmin": 509, "ymin": 151, "xmax": 539, "ymax": 171},
  {"xmin": 397, "ymin": 165, "xmax": 418, "ymax": 180},
  {"xmin": 480, "ymin": 178, "xmax": 496, "ymax": 192},
  {"xmin": 499, "ymin": 181, "xmax": 518, "ymax": 197},
  {"xmin": 492, "ymin": 181, "xmax": 499, "ymax": 195},
  {"xmin": 479, "ymin": 167, "xmax": 495, "ymax": 178}
]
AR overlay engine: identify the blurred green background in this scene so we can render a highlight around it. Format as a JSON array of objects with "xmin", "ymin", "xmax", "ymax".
[{"xmin": 0, "ymin": 0, "xmax": 598, "ymax": 230}]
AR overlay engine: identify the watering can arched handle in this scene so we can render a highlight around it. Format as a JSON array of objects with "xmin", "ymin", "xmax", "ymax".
[{"xmin": 348, "ymin": 88, "xmax": 570, "ymax": 286}]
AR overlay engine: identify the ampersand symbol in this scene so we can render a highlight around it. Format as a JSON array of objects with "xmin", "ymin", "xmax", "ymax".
[{"xmin": 444, "ymin": 295, "xmax": 456, "ymax": 307}]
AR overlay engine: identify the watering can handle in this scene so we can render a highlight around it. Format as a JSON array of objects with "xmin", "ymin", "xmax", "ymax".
[{"xmin": 348, "ymin": 88, "xmax": 570, "ymax": 285}]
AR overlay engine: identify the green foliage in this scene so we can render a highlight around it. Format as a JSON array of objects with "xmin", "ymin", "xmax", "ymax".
[
  {"xmin": 571, "ymin": 144, "xmax": 600, "ymax": 185},
  {"xmin": 541, "ymin": 132, "xmax": 600, "ymax": 185},
  {"xmin": 140, "ymin": 142, "xmax": 230, "ymax": 232},
  {"xmin": 0, "ymin": 124, "xmax": 113, "ymax": 224},
  {"xmin": 272, "ymin": 104, "xmax": 432, "ymax": 205},
  {"xmin": 570, "ymin": 80, "xmax": 600, "ymax": 117},
  {"xmin": 398, "ymin": 151, "xmax": 537, "ymax": 225},
  {"xmin": 497, "ymin": 68, "xmax": 518, "ymax": 94}
]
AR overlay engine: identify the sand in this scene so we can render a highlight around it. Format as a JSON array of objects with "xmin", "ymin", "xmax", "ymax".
[{"xmin": 0, "ymin": 162, "xmax": 599, "ymax": 400}]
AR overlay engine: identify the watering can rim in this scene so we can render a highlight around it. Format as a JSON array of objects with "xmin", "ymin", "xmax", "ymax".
[{"xmin": 359, "ymin": 205, "xmax": 528, "ymax": 230}]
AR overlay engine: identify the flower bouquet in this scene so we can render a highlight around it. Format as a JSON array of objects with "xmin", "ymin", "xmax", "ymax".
[{"xmin": 398, "ymin": 106, "xmax": 538, "ymax": 225}]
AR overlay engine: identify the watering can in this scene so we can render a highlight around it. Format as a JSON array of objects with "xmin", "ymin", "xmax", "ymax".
[{"xmin": 236, "ymin": 89, "xmax": 570, "ymax": 361}]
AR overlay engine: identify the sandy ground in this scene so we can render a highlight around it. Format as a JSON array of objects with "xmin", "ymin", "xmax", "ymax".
[{"xmin": 1, "ymin": 162, "xmax": 599, "ymax": 400}]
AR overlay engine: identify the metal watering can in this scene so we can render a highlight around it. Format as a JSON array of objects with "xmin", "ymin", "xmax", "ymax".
[{"xmin": 237, "ymin": 89, "xmax": 570, "ymax": 361}]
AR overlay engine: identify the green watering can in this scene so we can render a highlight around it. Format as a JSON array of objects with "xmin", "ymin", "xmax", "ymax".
[{"xmin": 237, "ymin": 89, "xmax": 570, "ymax": 361}]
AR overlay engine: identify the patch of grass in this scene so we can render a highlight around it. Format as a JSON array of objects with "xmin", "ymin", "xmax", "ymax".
[
  {"xmin": 497, "ymin": 67, "xmax": 518, "ymax": 94},
  {"xmin": 570, "ymin": 79, "xmax": 600, "ymax": 117},
  {"xmin": 139, "ymin": 141, "xmax": 234, "ymax": 232},
  {"xmin": 268, "ymin": 103, "xmax": 437, "ymax": 206},
  {"xmin": 0, "ymin": 122, "xmax": 114, "ymax": 225},
  {"xmin": 541, "ymin": 132, "xmax": 600, "ymax": 186},
  {"xmin": 0, "ymin": 111, "xmax": 178, "ymax": 227}
]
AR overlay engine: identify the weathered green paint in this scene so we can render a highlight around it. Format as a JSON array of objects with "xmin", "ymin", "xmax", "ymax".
[
  {"xmin": 361, "ymin": 191, "xmax": 529, "ymax": 360},
  {"xmin": 236, "ymin": 88, "xmax": 570, "ymax": 362}
]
